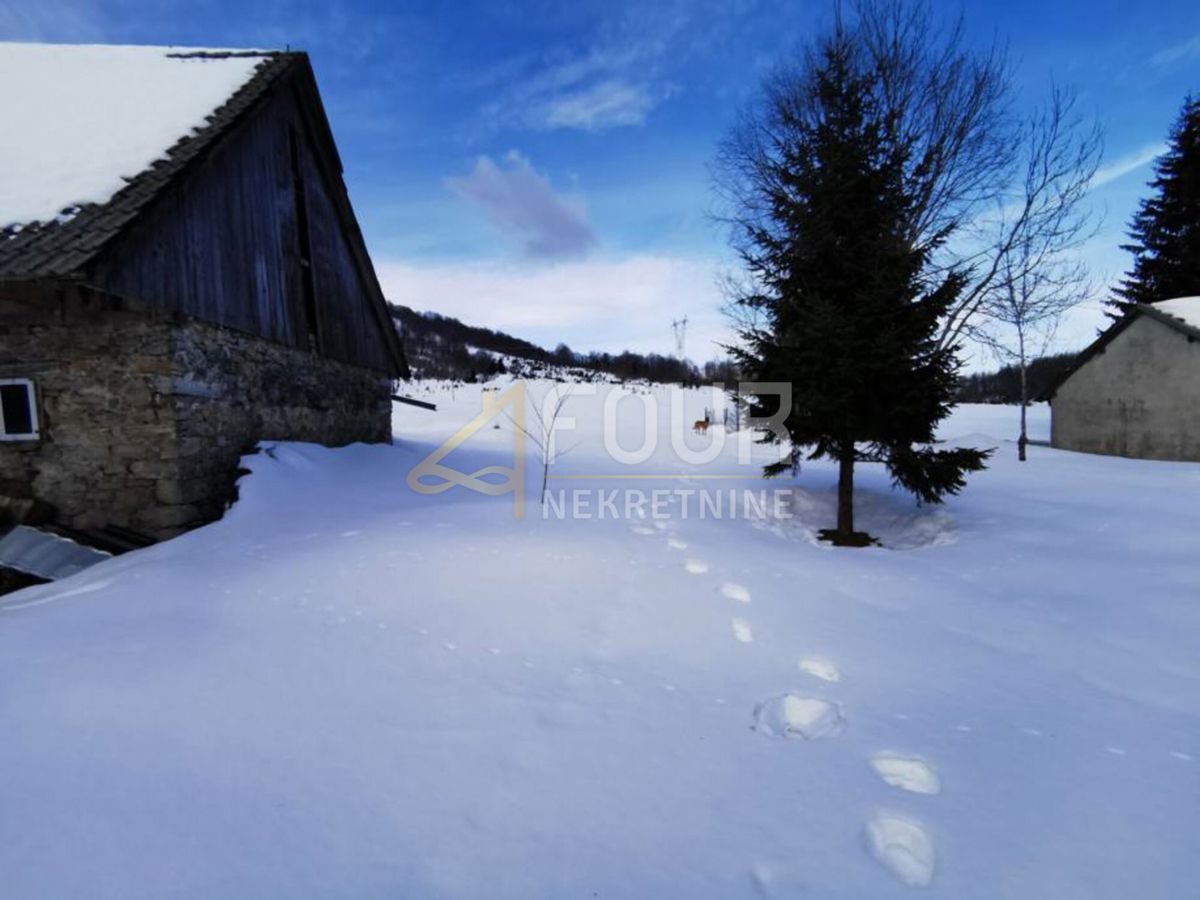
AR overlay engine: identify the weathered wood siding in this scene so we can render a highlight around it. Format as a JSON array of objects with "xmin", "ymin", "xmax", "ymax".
[{"xmin": 88, "ymin": 72, "xmax": 397, "ymax": 374}]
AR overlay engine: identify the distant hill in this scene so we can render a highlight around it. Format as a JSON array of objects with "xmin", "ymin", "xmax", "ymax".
[
  {"xmin": 391, "ymin": 302, "xmax": 1067, "ymax": 400},
  {"xmin": 390, "ymin": 303, "xmax": 735, "ymax": 386}
]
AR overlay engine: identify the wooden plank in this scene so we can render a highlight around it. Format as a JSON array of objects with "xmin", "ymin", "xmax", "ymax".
[{"xmin": 391, "ymin": 394, "xmax": 437, "ymax": 412}]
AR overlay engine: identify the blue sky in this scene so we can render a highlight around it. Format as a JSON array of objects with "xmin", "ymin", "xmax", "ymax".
[{"xmin": 2, "ymin": 0, "xmax": 1198, "ymax": 364}]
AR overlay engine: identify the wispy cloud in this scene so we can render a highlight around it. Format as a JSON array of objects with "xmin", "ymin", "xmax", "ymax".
[
  {"xmin": 540, "ymin": 79, "xmax": 661, "ymax": 131},
  {"xmin": 446, "ymin": 151, "xmax": 596, "ymax": 259},
  {"xmin": 1092, "ymin": 142, "xmax": 1165, "ymax": 189},
  {"xmin": 478, "ymin": 6, "xmax": 694, "ymax": 133},
  {"xmin": 1149, "ymin": 34, "xmax": 1200, "ymax": 68}
]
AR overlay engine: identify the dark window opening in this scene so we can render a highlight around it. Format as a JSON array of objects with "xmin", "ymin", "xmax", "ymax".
[
  {"xmin": 0, "ymin": 380, "xmax": 37, "ymax": 439},
  {"xmin": 289, "ymin": 128, "xmax": 321, "ymax": 352}
]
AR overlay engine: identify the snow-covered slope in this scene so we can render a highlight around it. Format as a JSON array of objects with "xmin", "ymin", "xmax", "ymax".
[
  {"xmin": 0, "ymin": 43, "xmax": 267, "ymax": 228},
  {"xmin": 0, "ymin": 382, "xmax": 1196, "ymax": 898}
]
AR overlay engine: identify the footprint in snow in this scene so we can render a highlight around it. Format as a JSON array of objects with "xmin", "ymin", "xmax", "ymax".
[
  {"xmin": 719, "ymin": 583, "xmax": 751, "ymax": 603},
  {"xmin": 631, "ymin": 525, "xmax": 656, "ymax": 536},
  {"xmin": 731, "ymin": 618, "xmax": 754, "ymax": 643},
  {"xmin": 685, "ymin": 558, "xmax": 710, "ymax": 575},
  {"xmin": 667, "ymin": 537, "xmax": 688, "ymax": 551},
  {"xmin": 869, "ymin": 754, "xmax": 941, "ymax": 795},
  {"xmin": 753, "ymin": 694, "xmax": 845, "ymax": 740},
  {"xmin": 864, "ymin": 814, "xmax": 936, "ymax": 887},
  {"xmin": 797, "ymin": 657, "xmax": 841, "ymax": 683},
  {"xmin": 652, "ymin": 520, "xmax": 670, "ymax": 531}
]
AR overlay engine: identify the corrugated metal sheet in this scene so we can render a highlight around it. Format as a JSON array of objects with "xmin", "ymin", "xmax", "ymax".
[{"xmin": 0, "ymin": 526, "xmax": 111, "ymax": 580}]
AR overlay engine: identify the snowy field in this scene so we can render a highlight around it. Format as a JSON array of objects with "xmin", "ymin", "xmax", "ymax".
[{"xmin": 1, "ymin": 379, "xmax": 1197, "ymax": 898}]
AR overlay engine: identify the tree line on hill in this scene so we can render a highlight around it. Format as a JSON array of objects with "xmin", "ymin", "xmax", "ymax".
[
  {"xmin": 394, "ymin": 297, "xmax": 1072, "ymax": 404},
  {"xmin": 955, "ymin": 354, "xmax": 1077, "ymax": 404},
  {"xmin": 390, "ymin": 302, "xmax": 737, "ymax": 386}
]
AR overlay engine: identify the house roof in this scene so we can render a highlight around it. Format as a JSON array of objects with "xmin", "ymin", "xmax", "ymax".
[
  {"xmin": 1, "ymin": 44, "xmax": 273, "ymax": 230},
  {"xmin": 0, "ymin": 43, "xmax": 409, "ymax": 377},
  {"xmin": 1152, "ymin": 296, "xmax": 1200, "ymax": 332},
  {"xmin": 1041, "ymin": 297, "xmax": 1200, "ymax": 400},
  {"xmin": 0, "ymin": 44, "xmax": 289, "ymax": 279}
]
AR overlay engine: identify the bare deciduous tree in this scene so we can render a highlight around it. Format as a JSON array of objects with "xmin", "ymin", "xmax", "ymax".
[
  {"xmin": 507, "ymin": 385, "xmax": 575, "ymax": 505},
  {"xmin": 716, "ymin": 0, "xmax": 1020, "ymax": 347},
  {"xmin": 974, "ymin": 87, "xmax": 1103, "ymax": 460},
  {"xmin": 715, "ymin": 1, "xmax": 1105, "ymax": 378},
  {"xmin": 720, "ymin": 1, "xmax": 1015, "ymax": 262}
]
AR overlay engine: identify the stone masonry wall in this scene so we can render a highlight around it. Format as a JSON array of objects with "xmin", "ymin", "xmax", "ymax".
[
  {"xmin": 1, "ymin": 283, "xmax": 393, "ymax": 540},
  {"xmin": 167, "ymin": 318, "xmax": 393, "ymax": 530},
  {"xmin": 0, "ymin": 285, "xmax": 180, "ymax": 535}
]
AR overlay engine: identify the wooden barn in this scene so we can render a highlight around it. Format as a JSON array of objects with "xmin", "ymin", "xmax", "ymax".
[
  {"xmin": 0, "ymin": 44, "xmax": 408, "ymax": 543},
  {"xmin": 1043, "ymin": 298, "xmax": 1200, "ymax": 462}
]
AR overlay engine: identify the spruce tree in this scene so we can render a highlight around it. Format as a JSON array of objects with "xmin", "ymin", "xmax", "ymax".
[
  {"xmin": 1112, "ymin": 95, "xmax": 1200, "ymax": 313},
  {"xmin": 725, "ymin": 21, "xmax": 989, "ymax": 546}
]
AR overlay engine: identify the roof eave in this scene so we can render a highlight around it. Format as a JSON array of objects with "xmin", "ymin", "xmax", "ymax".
[
  {"xmin": 1039, "ymin": 303, "xmax": 1200, "ymax": 402},
  {"xmin": 1137, "ymin": 303, "xmax": 1200, "ymax": 343}
]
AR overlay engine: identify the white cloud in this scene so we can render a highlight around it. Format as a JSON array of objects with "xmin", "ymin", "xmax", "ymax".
[
  {"xmin": 377, "ymin": 254, "xmax": 735, "ymax": 360},
  {"xmin": 1091, "ymin": 142, "xmax": 1166, "ymax": 189},
  {"xmin": 446, "ymin": 151, "xmax": 596, "ymax": 259},
  {"xmin": 541, "ymin": 80, "xmax": 658, "ymax": 131}
]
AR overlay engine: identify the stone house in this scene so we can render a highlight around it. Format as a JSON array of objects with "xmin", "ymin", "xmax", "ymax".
[
  {"xmin": 0, "ymin": 44, "xmax": 408, "ymax": 543},
  {"xmin": 1044, "ymin": 298, "xmax": 1200, "ymax": 461}
]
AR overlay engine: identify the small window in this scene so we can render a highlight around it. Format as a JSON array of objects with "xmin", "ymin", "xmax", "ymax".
[{"xmin": 0, "ymin": 378, "xmax": 38, "ymax": 441}]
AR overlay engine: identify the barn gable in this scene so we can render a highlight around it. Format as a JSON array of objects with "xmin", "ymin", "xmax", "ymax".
[
  {"xmin": 0, "ymin": 45, "xmax": 407, "ymax": 377},
  {"xmin": 1043, "ymin": 299, "xmax": 1200, "ymax": 401},
  {"xmin": 0, "ymin": 44, "xmax": 406, "ymax": 541},
  {"xmin": 1044, "ymin": 298, "xmax": 1200, "ymax": 461}
]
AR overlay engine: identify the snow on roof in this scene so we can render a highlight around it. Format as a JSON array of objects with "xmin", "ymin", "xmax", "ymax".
[
  {"xmin": 0, "ymin": 43, "xmax": 271, "ymax": 229},
  {"xmin": 1152, "ymin": 297, "xmax": 1200, "ymax": 331}
]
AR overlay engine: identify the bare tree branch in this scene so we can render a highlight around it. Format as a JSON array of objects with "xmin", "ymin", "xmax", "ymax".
[
  {"xmin": 505, "ymin": 385, "xmax": 575, "ymax": 504},
  {"xmin": 972, "ymin": 86, "xmax": 1103, "ymax": 458}
]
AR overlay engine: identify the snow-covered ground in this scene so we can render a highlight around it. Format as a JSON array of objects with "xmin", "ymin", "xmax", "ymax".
[{"xmin": 1, "ymin": 380, "xmax": 1197, "ymax": 899}]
